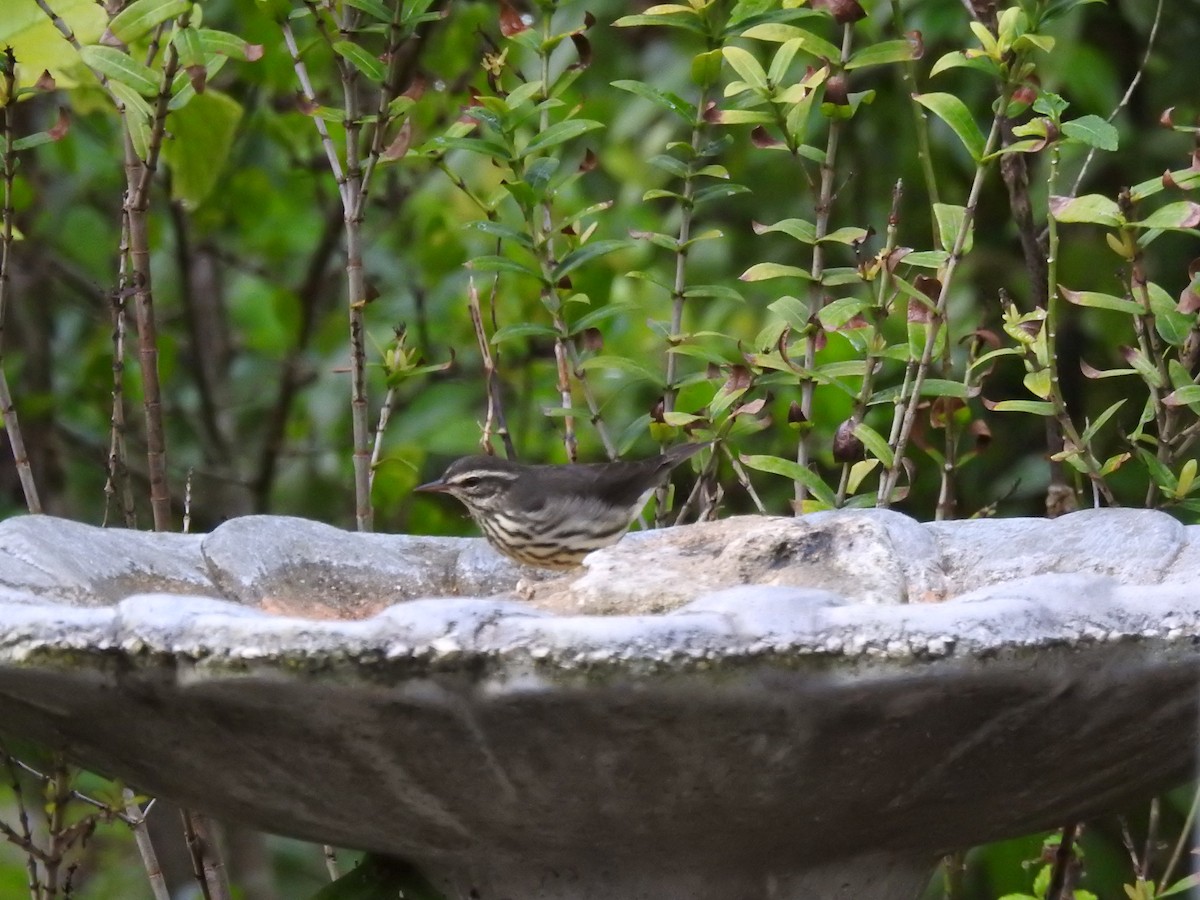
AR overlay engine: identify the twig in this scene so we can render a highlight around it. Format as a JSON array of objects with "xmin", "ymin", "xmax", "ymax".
[
  {"xmin": 1045, "ymin": 822, "xmax": 1078, "ymax": 900},
  {"xmin": 124, "ymin": 790, "xmax": 170, "ymax": 900},
  {"xmin": 880, "ymin": 109, "xmax": 1007, "ymax": 506},
  {"xmin": 323, "ymin": 844, "xmax": 340, "ymax": 881},
  {"xmin": 1067, "ymin": 0, "xmax": 1164, "ymax": 198},
  {"xmin": 796, "ymin": 22, "xmax": 854, "ymax": 508},
  {"xmin": 0, "ymin": 49, "xmax": 43, "ymax": 513},
  {"xmin": 467, "ymin": 273, "xmax": 515, "ymax": 458}
]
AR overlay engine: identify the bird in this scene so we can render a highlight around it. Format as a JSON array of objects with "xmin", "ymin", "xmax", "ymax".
[{"xmin": 414, "ymin": 443, "xmax": 705, "ymax": 569}]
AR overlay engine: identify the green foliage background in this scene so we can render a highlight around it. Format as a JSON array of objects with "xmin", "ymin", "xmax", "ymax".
[{"xmin": 1, "ymin": 0, "xmax": 1199, "ymax": 896}]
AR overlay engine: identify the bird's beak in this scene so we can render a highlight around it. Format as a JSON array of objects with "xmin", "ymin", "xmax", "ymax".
[{"xmin": 414, "ymin": 478, "xmax": 450, "ymax": 494}]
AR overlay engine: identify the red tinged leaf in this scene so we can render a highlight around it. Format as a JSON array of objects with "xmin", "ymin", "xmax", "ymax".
[
  {"xmin": 295, "ymin": 93, "xmax": 319, "ymax": 115},
  {"xmin": 914, "ymin": 274, "xmax": 941, "ymax": 303},
  {"xmin": 568, "ymin": 32, "xmax": 592, "ymax": 70},
  {"xmin": 650, "ymin": 397, "xmax": 665, "ymax": 423},
  {"xmin": 499, "ymin": 1, "xmax": 527, "ymax": 37},
  {"xmin": 579, "ymin": 148, "xmax": 598, "ymax": 172},
  {"xmin": 905, "ymin": 30, "xmax": 924, "ymax": 60},
  {"xmin": 382, "ymin": 119, "xmax": 413, "ymax": 161},
  {"xmin": 35, "ymin": 70, "xmax": 56, "ymax": 92},
  {"xmin": 723, "ymin": 365, "xmax": 752, "ymax": 393},
  {"xmin": 1163, "ymin": 169, "xmax": 1180, "ymax": 190},
  {"xmin": 750, "ymin": 126, "xmax": 783, "ymax": 148},
  {"xmin": 824, "ymin": 74, "xmax": 848, "ymax": 106},
  {"xmin": 832, "ymin": 419, "xmax": 865, "ymax": 462},
  {"xmin": 787, "ymin": 401, "xmax": 806, "ymax": 425},
  {"xmin": 1160, "ymin": 107, "xmax": 1176, "ymax": 128},
  {"xmin": 186, "ymin": 64, "xmax": 207, "ymax": 94},
  {"xmin": 47, "ymin": 107, "xmax": 70, "ymax": 141},
  {"xmin": 732, "ymin": 397, "xmax": 767, "ymax": 418},
  {"xmin": 969, "ymin": 418, "xmax": 992, "ymax": 451},
  {"xmin": 702, "ymin": 101, "xmax": 720, "ymax": 124},
  {"xmin": 813, "ymin": 0, "xmax": 866, "ymax": 23},
  {"xmin": 579, "ymin": 327, "xmax": 603, "ymax": 352}
]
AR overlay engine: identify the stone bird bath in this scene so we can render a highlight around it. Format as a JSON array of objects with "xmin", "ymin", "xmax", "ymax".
[{"xmin": 0, "ymin": 508, "xmax": 1198, "ymax": 899}]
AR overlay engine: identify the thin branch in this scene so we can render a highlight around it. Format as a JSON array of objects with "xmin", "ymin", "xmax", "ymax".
[
  {"xmin": 468, "ymin": 273, "xmax": 515, "ymax": 458},
  {"xmin": 123, "ymin": 790, "xmax": 170, "ymax": 900},
  {"xmin": 0, "ymin": 48, "xmax": 43, "ymax": 513},
  {"xmin": 1067, "ymin": 0, "xmax": 1164, "ymax": 198}
]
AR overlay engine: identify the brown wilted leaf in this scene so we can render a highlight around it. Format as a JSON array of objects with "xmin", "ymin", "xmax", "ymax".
[
  {"xmin": 732, "ymin": 397, "xmax": 766, "ymax": 418},
  {"xmin": 35, "ymin": 70, "xmax": 56, "ymax": 92},
  {"xmin": 723, "ymin": 364, "xmax": 752, "ymax": 393},
  {"xmin": 930, "ymin": 396, "xmax": 964, "ymax": 429},
  {"xmin": 914, "ymin": 273, "xmax": 941, "ymax": 302},
  {"xmin": 650, "ymin": 397, "xmax": 665, "ymax": 423},
  {"xmin": 824, "ymin": 74, "xmax": 848, "ymax": 105},
  {"xmin": 579, "ymin": 327, "xmax": 603, "ymax": 352},
  {"xmin": 751, "ymin": 126, "xmax": 783, "ymax": 148},
  {"xmin": 499, "ymin": 1, "xmax": 527, "ymax": 36},
  {"xmin": 568, "ymin": 32, "xmax": 592, "ymax": 70},
  {"xmin": 1160, "ymin": 107, "xmax": 1176, "ymax": 128},
  {"xmin": 579, "ymin": 148, "xmax": 598, "ymax": 172},
  {"xmin": 47, "ymin": 107, "xmax": 70, "ymax": 141},
  {"xmin": 969, "ymin": 418, "xmax": 992, "ymax": 451},
  {"xmin": 813, "ymin": 0, "xmax": 866, "ymax": 24},
  {"xmin": 788, "ymin": 400, "xmax": 806, "ymax": 425},
  {"xmin": 383, "ymin": 120, "xmax": 413, "ymax": 160},
  {"xmin": 832, "ymin": 419, "xmax": 864, "ymax": 462},
  {"xmin": 187, "ymin": 64, "xmax": 208, "ymax": 94}
]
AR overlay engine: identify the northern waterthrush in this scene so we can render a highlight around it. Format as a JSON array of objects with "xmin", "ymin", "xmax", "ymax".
[{"xmin": 415, "ymin": 443, "xmax": 704, "ymax": 570}]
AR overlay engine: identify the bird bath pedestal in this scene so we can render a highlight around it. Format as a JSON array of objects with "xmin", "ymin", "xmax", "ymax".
[{"xmin": 0, "ymin": 509, "xmax": 1198, "ymax": 900}]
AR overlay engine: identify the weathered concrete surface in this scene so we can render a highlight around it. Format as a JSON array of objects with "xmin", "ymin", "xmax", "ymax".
[{"xmin": 0, "ymin": 509, "xmax": 1197, "ymax": 900}]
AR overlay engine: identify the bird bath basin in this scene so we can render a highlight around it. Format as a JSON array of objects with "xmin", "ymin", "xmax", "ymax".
[{"xmin": 0, "ymin": 508, "xmax": 1198, "ymax": 900}]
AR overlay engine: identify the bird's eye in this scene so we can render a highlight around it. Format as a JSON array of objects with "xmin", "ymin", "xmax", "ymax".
[{"xmin": 458, "ymin": 476, "xmax": 482, "ymax": 489}]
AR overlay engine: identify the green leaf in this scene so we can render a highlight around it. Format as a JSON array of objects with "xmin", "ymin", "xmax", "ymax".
[
  {"xmin": 577, "ymin": 355, "xmax": 665, "ymax": 387},
  {"xmin": 845, "ymin": 38, "xmax": 921, "ymax": 71},
  {"xmin": 571, "ymin": 302, "xmax": 638, "ymax": 332},
  {"xmin": 80, "ymin": 45, "xmax": 160, "ymax": 96},
  {"xmin": 767, "ymin": 39, "xmax": 803, "ymax": 85},
  {"xmin": 1048, "ymin": 194, "xmax": 1123, "ymax": 226},
  {"xmin": 740, "ymin": 263, "xmax": 814, "ymax": 281},
  {"xmin": 914, "ymin": 92, "xmax": 985, "ymax": 162},
  {"xmin": 722, "ymin": 46, "xmax": 768, "ymax": 92},
  {"xmin": 466, "ymin": 220, "xmax": 534, "ymax": 249},
  {"xmin": 868, "ymin": 380, "xmax": 969, "ymax": 403},
  {"xmin": 1134, "ymin": 201, "xmax": 1200, "ymax": 231},
  {"xmin": 490, "ymin": 323, "xmax": 558, "ymax": 343},
  {"xmin": 933, "ymin": 203, "xmax": 973, "ymax": 254},
  {"xmin": 195, "ymin": 29, "xmax": 264, "ymax": 62},
  {"xmin": 929, "ymin": 50, "xmax": 998, "ymax": 78},
  {"xmin": 522, "ymin": 119, "xmax": 603, "ymax": 156},
  {"xmin": 611, "ymin": 80, "xmax": 697, "ymax": 122},
  {"xmin": 752, "ymin": 218, "xmax": 816, "ymax": 243},
  {"xmin": 109, "ymin": 81, "xmax": 153, "ymax": 159},
  {"xmin": 308, "ymin": 854, "xmax": 446, "ymax": 900},
  {"xmin": 692, "ymin": 182, "xmax": 750, "ymax": 207},
  {"xmin": 740, "ymin": 454, "xmax": 838, "ymax": 508},
  {"xmin": 109, "ymin": 0, "xmax": 190, "ymax": 44},
  {"xmin": 819, "ymin": 226, "xmax": 870, "ymax": 245},
  {"xmin": 1059, "ymin": 288, "xmax": 1141, "ymax": 314},
  {"xmin": 740, "ymin": 23, "xmax": 841, "ymax": 61},
  {"xmin": 1061, "ymin": 114, "xmax": 1118, "ymax": 151},
  {"xmin": 683, "ymin": 285, "xmax": 745, "ymax": 302},
  {"xmin": 466, "ymin": 255, "xmax": 543, "ymax": 280},
  {"xmin": 1163, "ymin": 385, "xmax": 1200, "ymax": 412},
  {"xmin": 552, "ymin": 240, "xmax": 627, "ymax": 281},
  {"xmin": 344, "ymin": 0, "xmax": 392, "ymax": 22},
  {"xmin": 162, "ymin": 90, "xmax": 243, "ymax": 208},
  {"xmin": 988, "ymin": 400, "xmax": 1055, "ymax": 415},
  {"xmin": 333, "ymin": 40, "xmax": 386, "ymax": 83},
  {"xmin": 853, "ymin": 422, "xmax": 894, "ymax": 467},
  {"xmin": 768, "ymin": 295, "xmax": 809, "ymax": 328},
  {"xmin": 1147, "ymin": 282, "xmax": 1193, "ymax": 346},
  {"xmin": 1079, "ymin": 399, "xmax": 1125, "ymax": 446},
  {"xmin": 818, "ymin": 297, "xmax": 871, "ymax": 330}
]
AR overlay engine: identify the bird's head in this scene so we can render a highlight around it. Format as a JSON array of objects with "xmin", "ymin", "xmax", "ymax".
[{"xmin": 415, "ymin": 456, "xmax": 520, "ymax": 516}]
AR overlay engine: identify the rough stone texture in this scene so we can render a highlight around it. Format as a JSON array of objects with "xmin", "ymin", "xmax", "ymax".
[{"xmin": 0, "ymin": 509, "xmax": 1198, "ymax": 900}]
